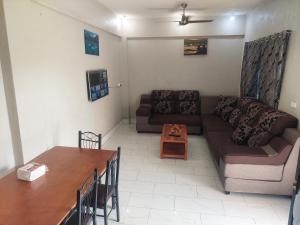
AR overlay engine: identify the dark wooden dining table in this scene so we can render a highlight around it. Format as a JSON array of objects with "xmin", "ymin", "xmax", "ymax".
[{"xmin": 0, "ymin": 146, "xmax": 116, "ymax": 225}]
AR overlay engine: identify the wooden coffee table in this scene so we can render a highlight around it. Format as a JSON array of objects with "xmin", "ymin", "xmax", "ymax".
[{"xmin": 160, "ymin": 124, "xmax": 188, "ymax": 160}]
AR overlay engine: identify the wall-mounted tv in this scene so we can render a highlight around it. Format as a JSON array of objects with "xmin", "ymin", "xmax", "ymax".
[{"xmin": 86, "ymin": 69, "xmax": 109, "ymax": 102}]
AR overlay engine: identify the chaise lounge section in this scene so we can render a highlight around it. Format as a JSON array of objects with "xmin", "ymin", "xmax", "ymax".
[{"xmin": 202, "ymin": 96, "xmax": 300, "ymax": 195}]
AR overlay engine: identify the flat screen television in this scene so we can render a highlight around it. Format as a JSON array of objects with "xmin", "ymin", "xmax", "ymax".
[{"xmin": 86, "ymin": 69, "xmax": 109, "ymax": 102}]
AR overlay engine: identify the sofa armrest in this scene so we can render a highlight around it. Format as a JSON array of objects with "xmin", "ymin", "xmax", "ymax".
[
  {"xmin": 140, "ymin": 94, "xmax": 151, "ymax": 105},
  {"xmin": 136, "ymin": 104, "xmax": 152, "ymax": 117},
  {"xmin": 201, "ymin": 96, "xmax": 219, "ymax": 115}
]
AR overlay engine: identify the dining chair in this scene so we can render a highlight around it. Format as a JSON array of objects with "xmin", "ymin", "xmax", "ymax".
[
  {"xmin": 62, "ymin": 169, "xmax": 98, "ymax": 225},
  {"xmin": 96, "ymin": 147, "xmax": 121, "ymax": 225},
  {"xmin": 78, "ymin": 131, "xmax": 102, "ymax": 149}
]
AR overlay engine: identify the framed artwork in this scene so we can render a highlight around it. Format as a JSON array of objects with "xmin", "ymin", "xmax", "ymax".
[
  {"xmin": 84, "ymin": 30, "xmax": 99, "ymax": 56},
  {"xmin": 86, "ymin": 69, "xmax": 109, "ymax": 102},
  {"xmin": 184, "ymin": 39, "xmax": 208, "ymax": 55}
]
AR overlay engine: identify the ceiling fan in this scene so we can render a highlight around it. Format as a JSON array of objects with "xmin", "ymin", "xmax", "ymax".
[{"xmin": 176, "ymin": 3, "xmax": 213, "ymax": 25}]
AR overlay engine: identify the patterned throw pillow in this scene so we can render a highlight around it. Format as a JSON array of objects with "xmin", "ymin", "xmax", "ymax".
[
  {"xmin": 228, "ymin": 108, "xmax": 242, "ymax": 127},
  {"xmin": 215, "ymin": 96, "xmax": 238, "ymax": 116},
  {"xmin": 246, "ymin": 102, "xmax": 267, "ymax": 120},
  {"xmin": 221, "ymin": 106, "xmax": 234, "ymax": 121},
  {"xmin": 258, "ymin": 110, "xmax": 287, "ymax": 133},
  {"xmin": 232, "ymin": 122, "xmax": 254, "ymax": 145},
  {"xmin": 248, "ymin": 126, "xmax": 273, "ymax": 147},
  {"xmin": 177, "ymin": 90, "xmax": 200, "ymax": 101},
  {"xmin": 152, "ymin": 101, "xmax": 174, "ymax": 114},
  {"xmin": 152, "ymin": 90, "xmax": 174, "ymax": 100},
  {"xmin": 178, "ymin": 101, "xmax": 200, "ymax": 115},
  {"xmin": 239, "ymin": 97, "xmax": 257, "ymax": 113}
]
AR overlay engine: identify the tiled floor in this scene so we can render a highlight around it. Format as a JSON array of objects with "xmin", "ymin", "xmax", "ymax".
[{"xmin": 97, "ymin": 122, "xmax": 291, "ymax": 225}]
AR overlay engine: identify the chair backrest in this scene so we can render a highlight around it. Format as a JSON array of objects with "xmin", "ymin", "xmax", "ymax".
[
  {"xmin": 100, "ymin": 147, "xmax": 121, "ymax": 202},
  {"xmin": 76, "ymin": 169, "xmax": 98, "ymax": 225},
  {"xmin": 78, "ymin": 131, "xmax": 101, "ymax": 149}
]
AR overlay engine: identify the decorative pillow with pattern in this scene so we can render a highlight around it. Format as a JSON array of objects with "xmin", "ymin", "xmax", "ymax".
[
  {"xmin": 152, "ymin": 101, "xmax": 174, "ymax": 114},
  {"xmin": 176, "ymin": 90, "xmax": 200, "ymax": 101},
  {"xmin": 258, "ymin": 110, "xmax": 287, "ymax": 134},
  {"xmin": 246, "ymin": 102, "xmax": 267, "ymax": 120},
  {"xmin": 228, "ymin": 108, "xmax": 242, "ymax": 128},
  {"xmin": 238, "ymin": 97, "xmax": 257, "ymax": 113},
  {"xmin": 215, "ymin": 96, "xmax": 238, "ymax": 116},
  {"xmin": 151, "ymin": 90, "xmax": 174, "ymax": 100},
  {"xmin": 221, "ymin": 106, "xmax": 234, "ymax": 121},
  {"xmin": 238, "ymin": 114, "xmax": 256, "ymax": 126},
  {"xmin": 178, "ymin": 101, "xmax": 200, "ymax": 115},
  {"xmin": 232, "ymin": 122, "xmax": 254, "ymax": 145},
  {"xmin": 248, "ymin": 126, "xmax": 273, "ymax": 147}
]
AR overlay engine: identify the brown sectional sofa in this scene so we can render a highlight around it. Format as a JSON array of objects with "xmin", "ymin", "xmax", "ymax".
[{"xmin": 136, "ymin": 91, "xmax": 300, "ymax": 195}]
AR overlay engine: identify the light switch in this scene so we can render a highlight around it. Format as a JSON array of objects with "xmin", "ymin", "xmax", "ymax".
[{"xmin": 290, "ymin": 101, "xmax": 297, "ymax": 109}]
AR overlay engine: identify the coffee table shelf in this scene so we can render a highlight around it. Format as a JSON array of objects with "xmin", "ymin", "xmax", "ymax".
[{"xmin": 160, "ymin": 124, "xmax": 188, "ymax": 160}]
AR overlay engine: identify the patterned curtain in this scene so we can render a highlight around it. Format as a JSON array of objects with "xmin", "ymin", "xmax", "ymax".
[
  {"xmin": 258, "ymin": 30, "xmax": 291, "ymax": 108},
  {"xmin": 240, "ymin": 41, "xmax": 263, "ymax": 98},
  {"xmin": 240, "ymin": 30, "xmax": 291, "ymax": 109}
]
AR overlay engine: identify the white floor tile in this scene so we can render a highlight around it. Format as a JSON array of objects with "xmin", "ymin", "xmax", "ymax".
[
  {"xmin": 149, "ymin": 209, "xmax": 202, "ymax": 225},
  {"xmin": 154, "ymin": 183, "xmax": 198, "ymax": 198},
  {"xmin": 175, "ymin": 197, "xmax": 224, "ymax": 214},
  {"xmin": 128, "ymin": 193, "xmax": 175, "ymax": 210},
  {"xmin": 201, "ymin": 214, "xmax": 255, "ymax": 225}
]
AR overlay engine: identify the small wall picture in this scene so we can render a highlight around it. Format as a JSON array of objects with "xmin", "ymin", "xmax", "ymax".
[
  {"xmin": 84, "ymin": 30, "xmax": 99, "ymax": 56},
  {"xmin": 184, "ymin": 39, "xmax": 208, "ymax": 55}
]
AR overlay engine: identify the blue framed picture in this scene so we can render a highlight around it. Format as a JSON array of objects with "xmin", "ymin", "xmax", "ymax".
[{"xmin": 84, "ymin": 30, "xmax": 99, "ymax": 56}]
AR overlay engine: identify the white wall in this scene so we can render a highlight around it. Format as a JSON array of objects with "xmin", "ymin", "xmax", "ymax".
[
  {"xmin": 3, "ymin": 0, "xmax": 123, "ymax": 162},
  {"xmin": 121, "ymin": 16, "xmax": 245, "ymax": 118},
  {"xmin": 0, "ymin": 63, "xmax": 15, "ymax": 176},
  {"xmin": 245, "ymin": 0, "xmax": 300, "ymax": 123},
  {"xmin": 126, "ymin": 37, "xmax": 244, "ymax": 117}
]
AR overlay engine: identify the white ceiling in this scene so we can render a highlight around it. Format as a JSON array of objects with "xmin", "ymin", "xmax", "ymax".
[{"xmin": 97, "ymin": 0, "xmax": 267, "ymax": 19}]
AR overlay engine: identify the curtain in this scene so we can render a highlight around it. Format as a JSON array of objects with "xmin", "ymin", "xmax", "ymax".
[
  {"xmin": 258, "ymin": 30, "xmax": 291, "ymax": 108},
  {"xmin": 240, "ymin": 30, "xmax": 291, "ymax": 109},
  {"xmin": 240, "ymin": 40, "xmax": 265, "ymax": 98}
]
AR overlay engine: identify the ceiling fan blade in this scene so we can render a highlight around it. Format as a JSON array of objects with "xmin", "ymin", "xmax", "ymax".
[{"xmin": 188, "ymin": 19, "xmax": 214, "ymax": 23}]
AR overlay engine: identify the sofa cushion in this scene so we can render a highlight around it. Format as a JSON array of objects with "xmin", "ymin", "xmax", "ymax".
[
  {"xmin": 152, "ymin": 101, "xmax": 174, "ymax": 114},
  {"xmin": 223, "ymin": 137, "xmax": 293, "ymax": 165},
  {"xmin": 151, "ymin": 90, "xmax": 175, "ymax": 100},
  {"xmin": 231, "ymin": 122, "xmax": 254, "ymax": 145},
  {"xmin": 238, "ymin": 97, "xmax": 257, "ymax": 113},
  {"xmin": 247, "ymin": 126, "xmax": 273, "ymax": 147},
  {"xmin": 215, "ymin": 96, "xmax": 238, "ymax": 116},
  {"xmin": 202, "ymin": 115, "xmax": 233, "ymax": 133},
  {"xmin": 136, "ymin": 104, "xmax": 152, "ymax": 117},
  {"xmin": 258, "ymin": 110, "xmax": 298, "ymax": 136},
  {"xmin": 221, "ymin": 106, "xmax": 234, "ymax": 121},
  {"xmin": 175, "ymin": 90, "xmax": 200, "ymax": 101},
  {"xmin": 228, "ymin": 108, "xmax": 242, "ymax": 128},
  {"xmin": 177, "ymin": 101, "xmax": 200, "ymax": 115},
  {"xmin": 149, "ymin": 114, "xmax": 201, "ymax": 126}
]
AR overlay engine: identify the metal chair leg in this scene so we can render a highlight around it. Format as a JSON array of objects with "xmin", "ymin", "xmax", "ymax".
[
  {"xmin": 103, "ymin": 204, "xmax": 108, "ymax": 225},
  {"xmin": 115, "ymin": 193, "xmax": 120, "ymax": 222}
]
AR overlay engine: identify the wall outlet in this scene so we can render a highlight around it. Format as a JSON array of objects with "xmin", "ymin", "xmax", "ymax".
[{"xmin": 290, "ymin": 101, "xmax": 297, "ymax": 109}]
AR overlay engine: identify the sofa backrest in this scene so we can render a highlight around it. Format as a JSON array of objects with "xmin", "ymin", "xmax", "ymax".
[{"xmin": 151, "ymin": 90, "xmax": 200, "ymax": 115}]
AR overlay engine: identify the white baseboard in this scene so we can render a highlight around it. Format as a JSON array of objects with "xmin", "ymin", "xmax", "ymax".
[{"xmin": 102, "ymin": 119, "xmax": 124, "ymax": 145}]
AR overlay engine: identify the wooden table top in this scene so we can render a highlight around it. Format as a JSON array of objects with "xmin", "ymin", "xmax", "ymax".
[
  {"xmin": 0, "ymin": 146, "xmax": 116, "ymax": 225},
  {"xmin": 161, "ymin": 124, "xmax": 187, "ymax": 143}
]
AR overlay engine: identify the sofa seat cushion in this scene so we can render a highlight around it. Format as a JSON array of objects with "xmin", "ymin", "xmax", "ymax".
[
  {"xmin": 206, "ymin": 131, "xmax": 261, "ymax": 162},
  {"xmin": 207, "ymin": 132, "xmax": 292, "ymax": 165},
  {"xmin": 149, "ymin": 114, "xmax": 201, "ymax": 126},
  {"xmin": 202, "ymin": 115, "xmax": 233, "ymax": 133}
]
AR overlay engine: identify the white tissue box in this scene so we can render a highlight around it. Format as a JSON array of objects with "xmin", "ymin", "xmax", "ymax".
[{"xmin": 17, "ymin": 163, "xmax": 47, "ymax": 181}]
